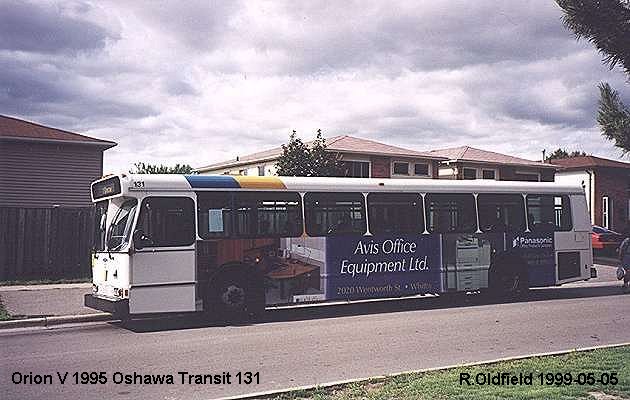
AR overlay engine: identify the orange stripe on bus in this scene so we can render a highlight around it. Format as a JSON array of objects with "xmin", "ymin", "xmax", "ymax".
[{"xmin": 234, "ymin": 176, "xmax": 286, "ymax": 189}]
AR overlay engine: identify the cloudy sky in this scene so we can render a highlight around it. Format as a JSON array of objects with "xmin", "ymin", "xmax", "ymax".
[{"xmin": 1, "ymin": 0, "xmax": 629, "ymax": 173}]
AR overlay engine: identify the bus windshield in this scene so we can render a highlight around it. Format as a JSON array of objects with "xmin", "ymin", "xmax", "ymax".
[
  {"xmin": 106, "ymin": 199, "xmax": 138, "ymax": 251},
  {"xmin": 93, "ymin": 201, "xmax": 108, "ymax": 251}
]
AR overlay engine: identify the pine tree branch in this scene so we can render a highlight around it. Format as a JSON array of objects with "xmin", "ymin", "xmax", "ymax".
[
  {"xmin": 556, "ymin": 0, "xmax": 630, "ymax": 73},
  {"xmin": 598, "ymin": 82, "xmax": 630, "ymax": 154}
]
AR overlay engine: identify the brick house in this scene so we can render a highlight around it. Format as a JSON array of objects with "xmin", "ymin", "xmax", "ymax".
[
  {"xmin": 554, "ymin": 156, "xmax": 630, "ymax": 233},
  {"xmin": 427, "ymin": 146, "xmax": 556, "ymax": 182},
  {"xmin": 195, "ymin": 135, "xmax": 447, "ymax": 179},
  {"xmin": 0, "ymin": 115, "xmax": 117, "ymax": 207}
]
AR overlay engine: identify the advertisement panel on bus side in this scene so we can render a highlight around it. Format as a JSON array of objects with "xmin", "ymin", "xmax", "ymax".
[
  {"xmin": 325, "ymin": 234, "xmax": 442, "ymax": 300},
  {"xmin": 508, "ymin": 229, "xmax": 556, "ymax": 287}
]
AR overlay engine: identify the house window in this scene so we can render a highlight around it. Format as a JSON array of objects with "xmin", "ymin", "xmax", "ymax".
[
  {"xmin": 393, "ymin": 162, "xmax": 409, "ymax": 175},
  {"xmin": 514, "ymin": 172, "xmax": 540, "ymax": 182},
  {"xmin": 257, "ymin": 165, "xmax": 265, "ymax": 176},
  {"xmin": 413, "ymin": 163, "xmax": 429, "ymax": 176},
  {"xmin": 340, "ymin": 161, "xmax": 370, "ymax": 178},
  {"xmin": 463, "ymin": 168, "xmax": 477, "ymax": 180},
  {"xmin": 602, "ymin": 196, "xmax": 610, "ymax": 229},
  {"xmin": 482, "ymin": 169, "xmax": 495, "ymax": 180}
]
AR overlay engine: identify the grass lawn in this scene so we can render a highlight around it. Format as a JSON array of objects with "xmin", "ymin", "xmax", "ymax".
[
  {"xmin": 269, "ymin": 346, "xmax": 630, "ymax": 400},
  {"xmin": 0, "ymin": 295, "xmax": 11, "ymax": 321}
]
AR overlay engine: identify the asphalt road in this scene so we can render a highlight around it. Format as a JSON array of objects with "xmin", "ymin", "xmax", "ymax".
[{"xmin": 2, "ymin": 272, "xmax": 629, "ymax": 400}]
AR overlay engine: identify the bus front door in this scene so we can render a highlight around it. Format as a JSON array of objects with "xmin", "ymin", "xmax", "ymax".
[{"xmin": 129, "ymin": 196, "xmax": 198, "ymax": 314}]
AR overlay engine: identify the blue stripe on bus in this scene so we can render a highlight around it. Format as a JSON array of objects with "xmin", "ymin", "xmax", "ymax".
[{"xmin": 184, "ymin": 175, "xmax": 240, "ymax": 189}]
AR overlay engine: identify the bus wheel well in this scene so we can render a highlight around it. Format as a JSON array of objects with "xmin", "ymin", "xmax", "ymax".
[
  {"xmin": 487, "ymin": 252, "xmax": 529, "ymax": 299},
  {"xmin": 205, "ymin": 262, "xmax": 265, "ymax": 321}
]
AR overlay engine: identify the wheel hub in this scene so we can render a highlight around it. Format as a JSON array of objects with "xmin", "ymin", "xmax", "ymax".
[{"xmin": 222, "ymin": 285, "xmax": 245, "ymax": 308}]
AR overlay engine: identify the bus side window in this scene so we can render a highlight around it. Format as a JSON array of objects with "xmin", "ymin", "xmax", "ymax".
[
  {"xmin": 526, "ymin": 194, "xmax": 572, "ymax": 231},
  {"xmin": 304, "ymin": 192, "xmax": 366, "ymax": 237},
  {"xmin": 477, "ymin": 193, "xmax": 526, "ymax": 232},
  {"xmin": 367, "ymin": 192, "xmax": 424, "ymax": 234},
  {"xmin": 233, "ymin": 192, "xmax": 303, "ymax": 238},
  {"xmin": 197, "ymin": 192, "xmax": 232, "ymax": 239},
  {"xmin": 137, "ymin": 197, "xmax": 195, "ymax": 247},
  {"xmin": 425, "ymin": 193, "xmax": 477, "ymax": 233}
]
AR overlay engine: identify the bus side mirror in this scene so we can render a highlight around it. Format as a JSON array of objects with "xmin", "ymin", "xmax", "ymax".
[{"xmin": 133, "ymin": 230, "xmax": 152, "ymax": 250}]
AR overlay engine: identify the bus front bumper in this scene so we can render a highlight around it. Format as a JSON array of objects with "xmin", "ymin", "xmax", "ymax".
[{"xmin": 84, "ymin": 294, "xmax": 129, "ymax": 317}]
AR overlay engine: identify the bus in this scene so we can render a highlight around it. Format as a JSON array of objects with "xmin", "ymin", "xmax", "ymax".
[{"xmin": 85, "ymin": 174, "xmax": 595, "ymax": 320}]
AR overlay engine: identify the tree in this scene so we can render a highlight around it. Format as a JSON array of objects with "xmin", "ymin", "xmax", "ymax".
[
  {"xmin": 309, "ymin": 129, "xmax": 343, "ymax": 176},
  {"xmin": 275, "ymin": 131, "xmax": 310, "ymax": 176},
  {"xmin": 131, "ymin": 162, "xmax": 194, "ymax": 174},
  {"xmin": 556, "ymin": 0, "xmax": 630, "ymax": 154},
  {"xmin": 547, "ymin": 148, "xmax": 588, "ymax": 160},
  {"xmin": 275, "ymin": 130, "xmax": 342, "ymax": 177},
  {"xmin": 598, "ymin": 82, "xmax": 630, "ymax": 155}
]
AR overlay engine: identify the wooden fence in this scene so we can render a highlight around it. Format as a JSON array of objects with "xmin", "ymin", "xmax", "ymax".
[{"xmin": 0, "ymin": 207, "xmax": 95, "ymax": 281}]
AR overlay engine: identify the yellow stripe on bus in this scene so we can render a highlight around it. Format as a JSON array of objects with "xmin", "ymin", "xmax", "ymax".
[{"xmin": 234, "ymin": 176, "xmax": 287, "ymax": 189}]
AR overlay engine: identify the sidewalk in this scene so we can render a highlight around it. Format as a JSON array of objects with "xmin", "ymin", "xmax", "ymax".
[{"xmin": 0, "ymin": 282, "xmax": 104, "ymax": 319}]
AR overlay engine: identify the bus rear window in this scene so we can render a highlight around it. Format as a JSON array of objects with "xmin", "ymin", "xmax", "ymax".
[
  {"xmin": 304, "ymin": 192, "xmax": 366, "ymax": 236},
  {"xmin": 477, "ymin": 194, "xmax": 525, "ymax": 232},
  {"xmin": 368, "ymin": 193, "xmax": 424, "ymax": 234},
  {"xmin": 527, "ymin": 194, "xmax": 572, "ymax": 231},
  {"xmin": 425, "ymin": 193, "xmax": 476, "ymax": 233}
]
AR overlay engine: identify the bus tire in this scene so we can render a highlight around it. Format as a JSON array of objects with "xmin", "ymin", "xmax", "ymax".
[
  {"xmin": 487, "ymin": 255, "xmax": 529, "ymax": 301},
  {"xmin": 206, "ymin": 264, "xmax": 265, "ymax": 322}
]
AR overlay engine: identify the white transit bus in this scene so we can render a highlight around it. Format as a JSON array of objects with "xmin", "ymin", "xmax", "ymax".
[{"xmin": 85, "ymin": 174, "xmax": 595, "ymax": 320}]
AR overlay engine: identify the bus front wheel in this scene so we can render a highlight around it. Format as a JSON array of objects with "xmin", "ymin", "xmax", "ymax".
[{"xmin": 206, "ymin": 267, "xmax": 264, "ymax": 322}]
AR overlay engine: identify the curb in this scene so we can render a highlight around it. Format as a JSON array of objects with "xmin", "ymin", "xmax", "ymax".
[
  {"xmin": 214, "ymin": 342, "xmax": 630, "ymax": 400},
  {"xmin": 0, "ymin": 313, "xmax": 113, "ymax": 330},
  {"xmin": 0, "ymin": 282, "xmax": 92, "ymax": 291}
]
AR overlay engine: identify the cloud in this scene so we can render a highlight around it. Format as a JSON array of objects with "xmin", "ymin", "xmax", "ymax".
[
  {"xmin": 0, "ymin": 0, "xmax": 118, "ymax": 54},
  {"xmin": 0, "ymin": 54, "xmax": 156, "ymax": 122},
  {"xmin": 1, "ymin": 0, "xmax": 629, "ymax": 173}
]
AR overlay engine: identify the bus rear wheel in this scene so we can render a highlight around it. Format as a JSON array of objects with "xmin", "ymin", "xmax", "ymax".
[
  {"xmin": 206, "ymin": 268, "xmax": 264, "ymax": 322},
  {"xmin": 487, "ymin": 257, "xmax": 529, "ymax": 301}
]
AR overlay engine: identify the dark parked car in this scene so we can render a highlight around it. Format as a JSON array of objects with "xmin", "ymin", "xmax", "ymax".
[{"xmin": 591, "ymin": 225, "xmax": 624, "ymax": 254}]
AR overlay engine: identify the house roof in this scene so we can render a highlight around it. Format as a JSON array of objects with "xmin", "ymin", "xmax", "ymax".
[
  {"xmin": 0, "ymin": 115, "xmax": 117, "ymax": 148},
  {"xmin": 428, "ymin": 145, "xmax": 556, "ymax": 169},
  {"xmin": 195, "ymin": 135, "xmax": 446, "ymax": 172},
  {"xmin": 551, "ymin": 155, "xmax": 630, "ymax": 170}
]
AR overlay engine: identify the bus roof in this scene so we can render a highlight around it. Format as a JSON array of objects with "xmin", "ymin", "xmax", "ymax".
[{"xmin": 91, "ymin": 174, "xmax": 585, "ymax": 202}]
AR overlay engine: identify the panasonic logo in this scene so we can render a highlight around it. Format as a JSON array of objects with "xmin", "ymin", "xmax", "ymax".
[{"xmin": 512, "ymin": 236, "xmax": 553, "ymax": 248}]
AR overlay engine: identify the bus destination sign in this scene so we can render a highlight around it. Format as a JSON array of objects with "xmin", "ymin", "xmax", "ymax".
[{"xmin": 92, "ymin": 177, "xmax": 121, "ymax": 200}]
